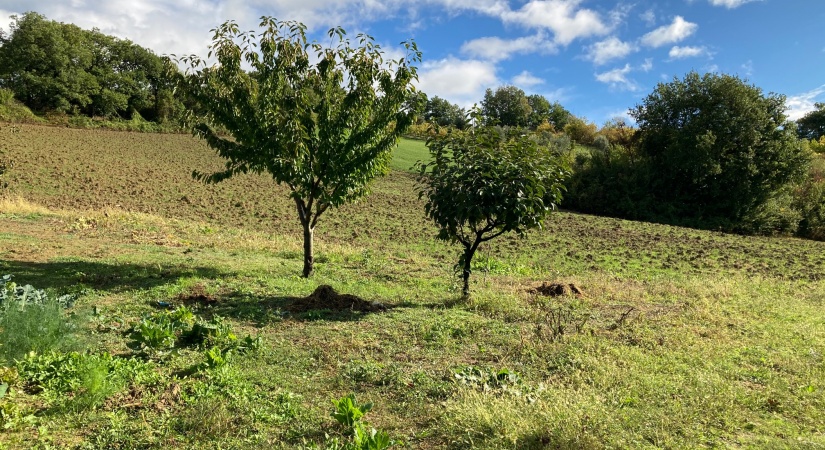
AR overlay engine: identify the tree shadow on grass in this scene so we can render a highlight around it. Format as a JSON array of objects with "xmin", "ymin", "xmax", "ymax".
[
  {"xmin": 184, "ymin": 292, "xmax": 380, "ymax": 326},
  {"xmin": 0, "ymin": 259, "xmax": 227, "ymax": 294}
]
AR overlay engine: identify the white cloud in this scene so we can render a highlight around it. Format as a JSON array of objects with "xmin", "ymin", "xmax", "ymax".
[
  {"xmin": 708, "ymin": 0, "xmax": 760, "ymax": 8},
  {"xmin": 584, "ymin": 36, "xmax": 636, "ymax": 65},
  {"xmin": 595, "ymin": 64, "xmax": 639, "ymax": 91},
  {"xmin": 416, "ymin": 57, "xmax": 498, "ymax": 107},
  {"xmin": 668, "ymin": 45, "xmax": 708, "ymax": 59},
  {"xmin": 640, "ymin": 9, "xmax": 656, "ymax": 26},
  {"xmin": 641, "ymin": 58, "xmax": 653, "ymax": 72},
  {"xmin": 740, "ymin": 60, "xmax": 754, "ymax": 76},
  {"xmin": 512, "ymin": 70, "xmax": 544, "ymax": 88},
  {"xmin": 641, "ymin": 16, "xmax": 698, "ymax": 48},
  {"xmin": 501, "ymin": 0, "xmax": 610, "ymax": 45},
  {"xmin": 786, "ymin": 85, "xmax": 825, "ymax": 121},
  {"xmin": 461, "ymin": 33, "xmax": 554, "ymax": 62}
]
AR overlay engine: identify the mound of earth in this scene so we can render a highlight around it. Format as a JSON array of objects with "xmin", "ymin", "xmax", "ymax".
[
  {"xmin": 177, "ymin": 284, "xmax": 218, "ymax": 306},
  {"xmin": 287, "ymin": 285, "xmax": 387, "ymax": 313},
  {"xmin": 529, "ymin": 282, "xmax": 584, "ymax": 297}
]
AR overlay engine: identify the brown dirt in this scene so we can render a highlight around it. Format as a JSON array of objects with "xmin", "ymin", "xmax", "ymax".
[
  {"xmin": 287, "ymin": 285, "xmax": 387, "ymax": 313},
  {"xmin": 529, "ymin": 282, "xmax": 584, "ymax": 297},
  {"xmin": 177, "ymin": 284, "xmax": 218, "ymax": 307}
]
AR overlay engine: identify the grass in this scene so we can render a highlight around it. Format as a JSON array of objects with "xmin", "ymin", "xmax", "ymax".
[
  {"xmin": 0, "ymin": 124, "xmax": 822, "ymax": 448},
  {"xmin": 392, "ymin": 137, "xmax": 429, "ymax": 172}
]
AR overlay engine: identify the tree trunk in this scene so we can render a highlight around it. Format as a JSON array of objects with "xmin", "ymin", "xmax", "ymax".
[
  {"xmin": 302, "ymin": 221, "xmax": 314, "ymax": 278},
  {"xmin": 461, "ymin": 240, "xmax": 481, "ymax": 297}
]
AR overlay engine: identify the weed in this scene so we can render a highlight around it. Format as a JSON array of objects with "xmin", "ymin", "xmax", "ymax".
[
  {"xmin": 0, "ymin": 275, "xmax": 81, "ymax": 364},
  {"xmin": 17, "ymin": 352, "xmax": 154, "ymax": 411}
]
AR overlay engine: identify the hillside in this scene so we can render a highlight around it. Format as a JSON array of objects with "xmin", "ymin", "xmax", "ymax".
[{"xmin": 0, "ymin": 124, "xmax": 823, "ymax": 448}]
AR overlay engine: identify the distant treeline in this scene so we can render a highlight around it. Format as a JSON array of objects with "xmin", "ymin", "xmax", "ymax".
[{"xmin": 0, "ymin": 12, "xmax": 183, "ymax": 123}]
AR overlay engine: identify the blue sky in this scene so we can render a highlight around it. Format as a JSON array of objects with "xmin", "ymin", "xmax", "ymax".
[{"xmin": 1, "ymin": 0, "xmax": 823, "ymax": 124}]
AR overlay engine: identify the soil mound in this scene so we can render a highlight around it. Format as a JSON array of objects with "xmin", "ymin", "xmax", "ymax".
[
  {"xmin": 288, "ymin": 285, "xmax": 387, "ymax": 313},
  {"xmin": 178, "ymin": 284, "xmax": 218, "ymax": 306},
  {"xmin": 529, "ymin": 282, "xmax": 584, "ymax": 297}
]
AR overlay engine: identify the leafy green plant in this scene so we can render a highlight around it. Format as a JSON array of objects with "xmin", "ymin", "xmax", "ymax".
[
  {"xmin": 181, "ymin": 315, "xmax": 237, "ymax": 348},
  {"xmin": 351, "ymin": 421, "xmax": 392, "ymax": 450},
  {"xmin": 17, "ymin": 351, "xmax": 153, "ymax": 411},
  {"xmin": 0, "ymin": 275, "xmax": 81, "ymax": 364},
  {"xmin": 331, "ymin": 394, "xmax": 373, "ymax": 429},
  {"xmin": 131, "ymin": 306, "xmax": 195, "ymax": 351},
  {"xmin": 329, "ymin": 394, "xmax": 393, "ymax": 449}
]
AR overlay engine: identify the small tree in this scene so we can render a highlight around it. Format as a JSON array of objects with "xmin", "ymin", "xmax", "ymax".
[
  {"xmin": 416, "ymin": 126, "xmax": 569, "ymax": 296},
  {"xmin": 177, "ymin": 18, "xmax": 421, "ymax": 277}
]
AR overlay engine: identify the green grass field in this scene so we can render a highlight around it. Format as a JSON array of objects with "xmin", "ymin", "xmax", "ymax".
[
  {"xmin": 0, "ymin": 124, "xmax": 823, "ymax": 448},
  {"xmin": 392, "ymin": 137, "xmax": 429, "ymax": 172}
]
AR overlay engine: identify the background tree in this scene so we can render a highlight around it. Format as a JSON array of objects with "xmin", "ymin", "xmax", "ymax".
[
  {"xmin": 563, "ymin": 116, "xmax": 598, "ymax": 145},
  {"xmin": 416, "ymin": 126, "xmax": 569, "ymax": 296},
  {"xmin": 481, "ymin": 86, "xmax": 531, "ymax": 127},
  {"xmin": 424, "ymin": 96, "xmax": 467, "ymax": 129},
  {"xmin": 0, "ymin": 12, "xmax": 178, "ymax": 120},
  {"xmin": 178, "ymin": 17, "xmax": 421, "ymax": 277},
  {"xmin": 631, "ymin": 71, "xmax": 809, "ymax": 229},
  {"xmin": 796, "ymin": 102, "xmax": 825, "ymax": 141}
]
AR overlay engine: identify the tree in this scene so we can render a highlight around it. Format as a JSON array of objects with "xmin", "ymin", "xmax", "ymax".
[
  {"xmin": 797, "ymin": 102, "xmax": 825, "ymax": 141},
  {"xmin": 177, "ymin": 18, "xmax": 421, "ymax": 277},
  {"xmin": 563, "ymin": 116, "xmax": 598, "ymax": 145},
  {"xmin": 481, "ymin": 86, "xmax": 531, "ymax": 127},
  {"xmin": 424, "ymin": 96, "xmax": 467, "ymax": 129},
  {"xmin": 631, "ymin": 71, "xmax": 809, "ymax": 228},
  {"xmin": 0, "ymin": 12, "xmax": 177, "ymax": 120},
  {"xmin": 416, "ymin": 126, "xmax": 569, "ymax": 296}
]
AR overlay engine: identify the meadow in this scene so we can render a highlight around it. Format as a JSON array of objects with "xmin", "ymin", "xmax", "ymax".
[{"xmin": 0, "ymin": 123, "xmax": 823, "ymax": 448}]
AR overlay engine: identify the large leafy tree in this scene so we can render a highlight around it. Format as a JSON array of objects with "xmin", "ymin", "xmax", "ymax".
[
  {"xmin": 481, "ymin": 86, "xmax": 532, "ymax": 127},
  {"xmin": 423, "ymin": 96, "xmax": 467, "ymax": 129},
  {"xmin": 796, "ymin": 102, "xmax": 825, "ymax": 141},
  {"xmin": 177, "ymin": 17, "xmax": 421, "ymax": 277},
  {"xmin": 631, "ymin": 71, "xmax": 809, "ymax": 227},
  {"xmin": 416, "ymin": 126, "xmax": 569, "ymax": 296},
  {"xmin": 0, "ymin": 12, "xmax": 175, "ymax": 119}
]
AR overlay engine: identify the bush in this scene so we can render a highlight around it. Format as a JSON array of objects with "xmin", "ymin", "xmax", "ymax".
[
  {"xmin": 0, "ymin": 275, "xmax": 81, "ymax": 364},
  {"xmin": 793, "ymin": 156, "xmax": 825, "ymax": 240}
]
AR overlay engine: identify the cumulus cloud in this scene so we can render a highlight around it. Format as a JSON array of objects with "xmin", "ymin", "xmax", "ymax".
[
  {"xmin": 641, "ymin": 58, "xmax": 653, "ymax": 72},
  {"xmin": 584, "ymin": 36, "xmax": 636, "ymax": 65},
  {"xmin": 708, "ymin": 0, "xmax": 760, "ymax": 8},
  {"xmin": 501, "ymin": 0, "xmax": 610, "ymax": 45},
  {"xmin": 786, "ymin": 85, "xmax": 825, "ymax": 121},
  {"xmin": 512, "ymin": 70, "xmax": 544, "ymax": 88},
  {"xmin": 416, "ymin": 57, "xmax": 499, "ymax": 107},
  {"xmin": 461, "ymin": 33, "xmax": 555, "ymax": 62},
  {"xmin": 668, "ymin": 45, "xmax": 709, "ymax": 59},
  {"xmin": 641, "ymin": 16, "xmax": 697, "ymax": 48},
  {"xmin": 595, "ymin": 64, "xmax": 639, "ymax": 91}
]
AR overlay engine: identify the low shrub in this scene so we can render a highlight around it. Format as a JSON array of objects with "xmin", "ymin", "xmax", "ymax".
[{"xmin": 0, "ymin": 275, "xmax": 81, "ymax": 364}]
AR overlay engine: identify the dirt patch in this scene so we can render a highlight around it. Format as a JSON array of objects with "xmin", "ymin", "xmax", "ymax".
[
  {"xmin": 178, "ymin": 284, "xmax": 218, "ymax": 307},
  {"xmin": 287, "ymin": 285, "xmax": 387, "ymax": 313},
  {"xmin": 529, "ymin": 282, "xmax": 584, "ymax": 297}
]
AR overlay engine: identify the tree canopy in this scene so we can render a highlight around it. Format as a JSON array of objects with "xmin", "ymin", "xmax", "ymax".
[
  {"xmin": 177, "ymin": 17, "xmax": 422, "ymax": 277},
  {"xmin": 796, "ymin": 102, "xmax": 825, "ymax": 141},
  {"xmin": 481, "ymin": 86, "xmax": 532, "ymax": 127},
  {"xmin": 416, "ymin": 126, "xmax": 569, "ymax": 296},
  {"xmin": 0, "ymin": 12, "xmax": 177, "ymax": 121},
  {"xmin": 631, "ymin": 71, "xmax": 809, "ymax": 228},
  {"xmin": 423, "ymin": 96, "xmax": 468, "ymax": 129}
]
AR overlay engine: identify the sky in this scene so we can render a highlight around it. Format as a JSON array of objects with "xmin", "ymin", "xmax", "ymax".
[{"xmin": 0, "ymin": 0, "xmax": 823, "ymax": 124}]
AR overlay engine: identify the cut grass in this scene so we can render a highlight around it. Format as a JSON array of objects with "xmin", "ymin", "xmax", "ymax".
[{"xmin": 0, "ymin": 124, "xmax": 823, "ymax": 448}]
